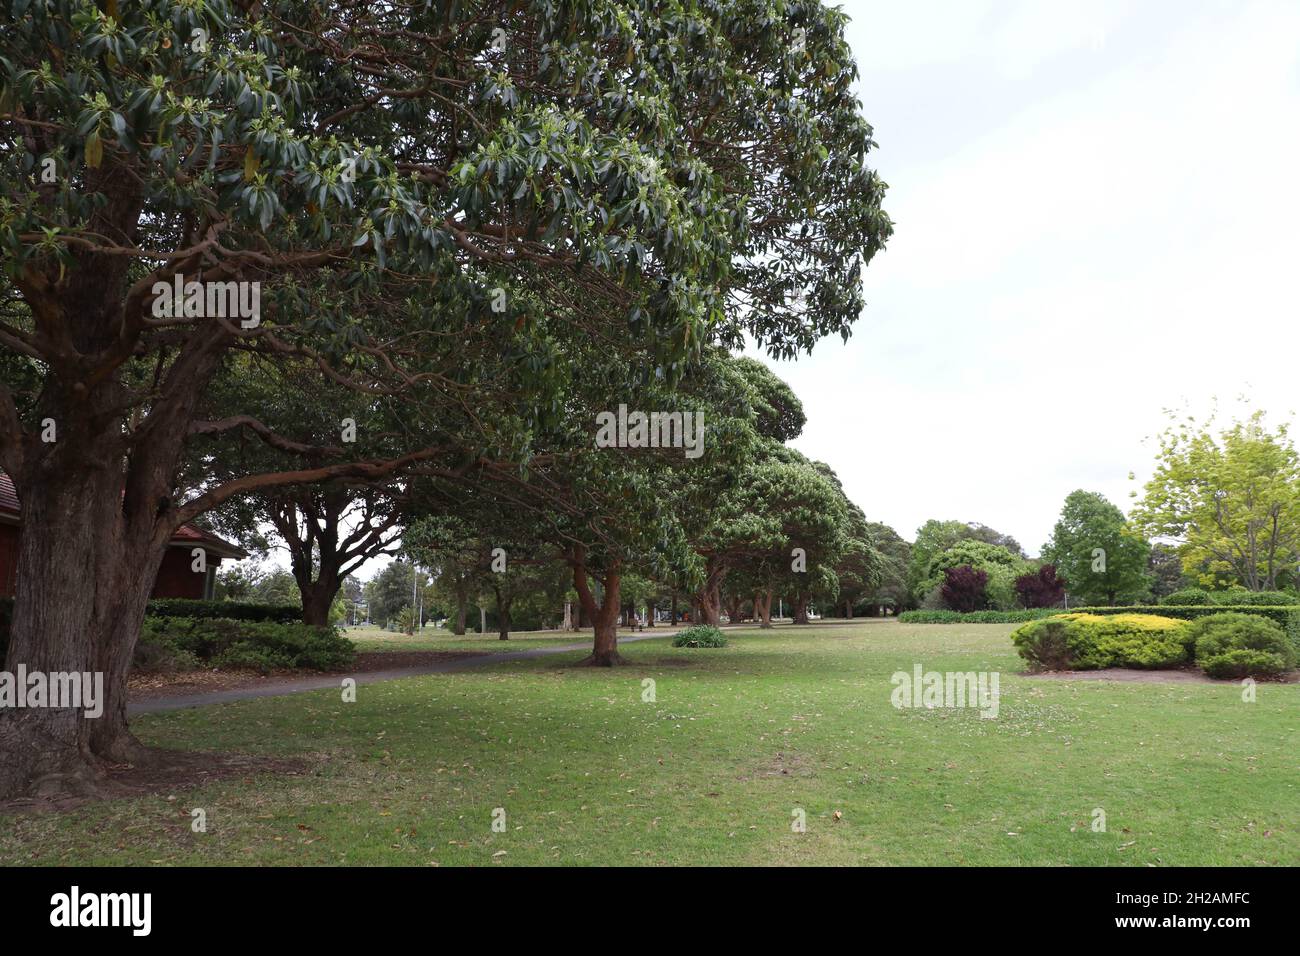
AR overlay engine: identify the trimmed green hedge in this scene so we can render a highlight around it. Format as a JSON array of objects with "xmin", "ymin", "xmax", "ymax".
[
  {"xmin": 0, "ymin": 597, "xmax": 332, "ymax": 672},
  {"xmin": 902, "ymin": 603, "xmax": 1300, "ymax": 653},
  {"xmin": 1070, "ymin": 605, "xmax": 1300, "ymax": 647},
  {"xmin": 1161, "ymin": 588, "xmax": 1299, "ymax": 607},
  {"xmin": 1210, "ymin": 590, "xmax": 1299, "ymax": 606},
  {"xmin": 138, "ymin": 617, "xmax": 355, "ymax": 673},
  {"xmin": 145, "ymin": 598, "xmax": 302, "ymax": 622},
  {"xmin": 1161, "ymin": 588, "xmax": 1212, "ymax": 606},
  {"xmin": 898, "ymin": 609, "xmax": 1060, "ymax": 624}
]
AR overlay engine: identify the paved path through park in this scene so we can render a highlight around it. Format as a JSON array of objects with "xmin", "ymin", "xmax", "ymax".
[{"xmin": 127, "ymin": 631, "xmax": 674, "ymax": 716}]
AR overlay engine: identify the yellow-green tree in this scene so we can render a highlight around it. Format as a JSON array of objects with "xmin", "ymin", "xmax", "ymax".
[{"xmin": 1132, "ymin": 411, "xmax": 1300, "ymax": 591}]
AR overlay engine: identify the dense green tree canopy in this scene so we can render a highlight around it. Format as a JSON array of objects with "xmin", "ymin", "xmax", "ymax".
[
  {"xmin": 1043, "ymin": 489, "xmax": 1151, "ymax": 606},
  {"xmin": 704, "ymin": 447, "xmax": 847, "ymax": 624},
  {"xmin": 1132, "ymin": 411, "xmax": 1300, "ymax": 591},
  {"xmin": 0, "ymin": 0, "xmax": 891, "ymax": 795},
  {"xmin": 905, "ymin": 518, "xmax": 1023, "ymax": 603},
  {"xmin": 920, "ymin": 538, "xmax": 1028, "ymax": 611},
  {"xmin": 806, "ymin": 459, "xmax": 879, "ymax": 617},
  {"xmin": 729, "ymin": 356, "xmax": 806, "ymax": 443},
  {"xmin": 860, "ymin": 521, "xmax": 910, "ymax": 610}
]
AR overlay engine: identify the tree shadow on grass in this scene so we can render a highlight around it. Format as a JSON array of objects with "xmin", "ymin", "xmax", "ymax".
[{"xmin": 0, "ymin": 749, "xmax": 316, "ymax": 816}]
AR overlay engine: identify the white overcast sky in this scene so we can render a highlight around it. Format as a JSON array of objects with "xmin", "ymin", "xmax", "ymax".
[{"xmin": 752, "ymin": 0, "xmax": 1300, "ymax": 555}]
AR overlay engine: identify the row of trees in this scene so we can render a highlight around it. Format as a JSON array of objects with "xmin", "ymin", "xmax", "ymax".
[
  {"xmin": 898, "ymin": 405, "xmax": 1300, "ymax": 614},
  {"xmin": 0, "ymin": 0, "xmax": 892, "ymax": 798},
  {"xmin": 390, "ymin": 355, "xmax": 884, "ymax": 646},
  {"xmin": 902, "ymin": 493, "xmax": 1167, "ymax": 612},
  {"xmin": 305, "ymin": 401, "xmax": 1300, "ymax": 635}
]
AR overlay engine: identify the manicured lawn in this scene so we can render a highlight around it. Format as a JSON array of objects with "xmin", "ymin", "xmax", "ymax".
[
  {"xmin": 345, "ymin": 624, "xmax": 609, "ymax": 653},
  {"xmin": 1, "ymin": 622, "xmax": 1295, "ymax": 866}
]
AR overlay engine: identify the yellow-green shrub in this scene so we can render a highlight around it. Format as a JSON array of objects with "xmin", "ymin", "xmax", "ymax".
[{"xmin": 1011, "ymin": 613, "xmax": 1192, "ymax": 670}]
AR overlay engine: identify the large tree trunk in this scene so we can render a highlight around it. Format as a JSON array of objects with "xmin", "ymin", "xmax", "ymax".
[
  {"xmin": 695, "ymin": 555, "xmax": 725, "ymax": 626},
  {"xmin": 756, "ymin": 590, "xmax": 774, "ymax": 629},
  {"xmin": 0, "ymin": 146, "xmax": 253, "ymax": 798},
  {"xmin": 298, "ymin": 573, "xmax": 340, "ymax": 627},
  {"xmin": 697, "ymin": 589, "xmax": 721, "ymax": 626},
  {"xmin": 0, "ymin": 433, "xmax": 182, "ymax": 795},
  {"xmin": 588, "ymin": 615, "xmax": 619, "ymax": 665},
  {"xmin": 88, "ymin": 569, "xmax": 163, "ymax": 765},
  {"xmin": 453, "ymin": 596, "xmax": 467, "ymax": 635},
  {"xmin": 792, "ymin": 593, "xmax": 810, "ymax": 625},
  {"xmin": 571, "ymin": 551, "xmax": 623, "ymax": 666},
  {"xmin": 645, "ymin": 601, "xmax": 655, "ymax": 628},
  {"xmin": 0, "ymin": 468, "xmax": 119, "ymax": 798},
  {"xmin": 0, "ymin": 331, "xmax": 221, "ymax": 797}
]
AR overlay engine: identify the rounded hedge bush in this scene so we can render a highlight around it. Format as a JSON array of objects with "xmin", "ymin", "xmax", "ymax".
[
  {"xmin": 1011, "ymin": 613, "xmax": 1191, "ymax": 670},
  {"xmin": 1186, "ymin": 612, "xmax": 1297, "ymax": 679},
  {"xmin": 672, "ymin": 625, "xmax": 727, "ymax": 648},
  {"xmin": 1161, "ymin": 588, "xmax": 1211, "ymax": 606}
]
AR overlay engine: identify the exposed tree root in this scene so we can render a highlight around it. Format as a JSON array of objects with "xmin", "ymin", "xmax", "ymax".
[{"xmin": 574, "ymin": 651, "xmax": 629, "ymax": 667}]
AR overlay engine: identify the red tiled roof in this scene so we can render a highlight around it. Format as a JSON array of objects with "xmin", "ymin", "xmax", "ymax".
[{"xmin": 0, "ymin": 473, "xmax": 245, "ymax": 558}]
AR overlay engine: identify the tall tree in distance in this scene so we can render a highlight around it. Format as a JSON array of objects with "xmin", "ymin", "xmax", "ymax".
[
  {"xmin": 861, "ymin": 522, "xmax": 911, "ymax": 612},
  {"xmin": 266, "ymin": 484, "xmax": 404, "ymax": 625},
  {"xmin": 364, "ymin": 560, "xmax": 423, "ymax": 630},
  {"xmin": 1043, "ymin": 490, "xmax": 1151, "ymax": 606},
  {"xmin": 1147, "ymin": 543, "xmax": 1188, "ymax": 600},
  {"xmin": 811, "ymin": 462, "xmax": 880, "ymax": 619}
]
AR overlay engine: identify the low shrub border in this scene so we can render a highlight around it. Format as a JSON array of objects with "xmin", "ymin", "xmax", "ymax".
[
  {"xmin": 145, "ymin": 599, "xmax": 303, "ymax": 623},
  {"xmin": 1161, "ymin": 588, "xmax": 1300, "ymax": 607},
  {"xmin": 0, "ymin": 597, "xmax": 348, "ymax": 673},
  {"xmin": 137, "ymin": 616, "xmax": 356, "ymax": 673},
  {"xmin": 902, "ymin": 604, "xmax": 1300, "ymax": 651},
  {"xmin": 1069, "ymin": 605, "xmax": 1300, "ymax": 654},
  {"xmin": 898, "ymin": 609, "xmax": 1059, "ymax": 624}
]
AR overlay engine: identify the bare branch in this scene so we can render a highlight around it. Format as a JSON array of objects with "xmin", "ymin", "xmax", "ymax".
[{"xmin": 189, "ymin": 416, "xmax": 345, "ymax": 457}]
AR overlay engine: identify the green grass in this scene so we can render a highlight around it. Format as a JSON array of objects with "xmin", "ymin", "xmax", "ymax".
[
  {"xmin": 346, "ymin": 624, "xmax": 602, "ymax": 653},
  {"xmin": 2, "ymin": 621, "xmax": 1296, "ymax": 866}
]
